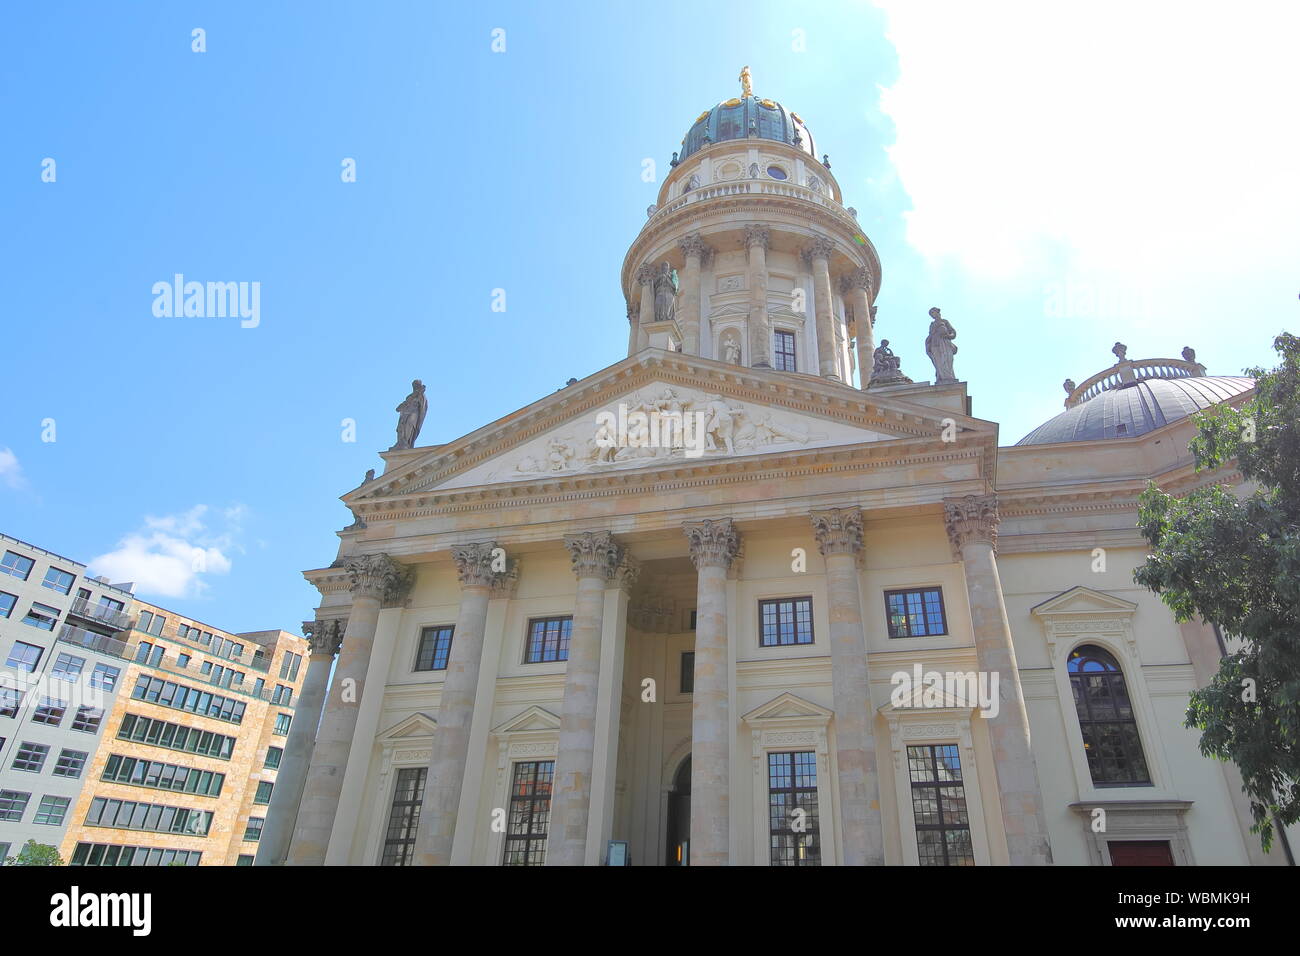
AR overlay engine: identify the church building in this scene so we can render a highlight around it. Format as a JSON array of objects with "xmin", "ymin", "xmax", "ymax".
[{"xmin": 259, "ymin": 69, "xmax": 1290, "ymax": 866}]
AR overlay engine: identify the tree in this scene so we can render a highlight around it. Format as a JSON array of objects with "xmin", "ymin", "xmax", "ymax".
[
  {"xmin": 1135, "ymin": 332, "xmax": 1300, "ymax": 851},
  {"xmin": 4, "ymin": 840, "xmax": 65, "ymax": 866}
]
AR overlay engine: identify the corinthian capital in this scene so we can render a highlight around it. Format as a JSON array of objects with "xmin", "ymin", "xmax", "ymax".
[
  {"xmin": 613, "ymin": 553, "xmax": 641, "ymax": 592},
  {"xmin": 743, "ymin": 224, "xmax": 770, "ymax": 250},
  {"xmin": 636, "ymin": 264, "xmax": 657, "ymax": 285},
  {"xmin": 302, "ymin": 618, "xmax": 343, "ymax": 657},
  {"xmin": 801, "ymin": 235, "xmax": 835, "ymax": 264},
  {"xmin": 563, "ymin": 531, "xmax": 626, "ymax": 581},
  {"xmin": 810, "ymin": 507, "xmax": 864, "ymax": 558},
  {"xmin": 345, "ymin": 553, "xmax": 412, "ymax": 604},
  {"xmin": 943, "ymin": 494, "xmax": 1000, "ymax": 555},
  {"xmin": 451, "ymin": 541, "xmax": 501, "ymax": 589},
  {"xmin": 840, "ymin": 266, "xmax": 873, "ymax": 294},
  {"xmin": 679, "ymin": 233, "xmax": 712, "ymax": 262},
  {"xmin": 683, "ymin": 518, "xmax": 742, "ymax": 570}
]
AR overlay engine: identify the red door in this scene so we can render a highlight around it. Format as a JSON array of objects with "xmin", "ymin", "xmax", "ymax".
[{"xmin": 1109, "ymin": 841, "xmax": 1175, "ymax": 866}]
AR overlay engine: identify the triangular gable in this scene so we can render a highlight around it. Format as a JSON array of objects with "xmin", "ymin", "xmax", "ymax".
[
  {"xmin": 350, "ymin": 351, "xmax": 991, "ymax": 502},
  {"xmin": 491, "ymin": 705, "xmax": 562, "ymax": 736},
  {"xmin": 877, "ymin": 681, "xmax": 980, "ymax": 714},
  {"xmin": 742, "ymin": 692, "xmax": 833, "ymax": 725},
  {"xmin": 377, "ymin": 712, "xmax": 437, "ymax": 741},
  {"xmin": 1031, "ymin": 585, "xmax": 1138, "ymax": 620}
]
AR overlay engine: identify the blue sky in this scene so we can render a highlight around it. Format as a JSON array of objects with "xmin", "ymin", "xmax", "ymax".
[{"xmin": 1, "ymin": 1, "xmax": 1295, "ymax": 632}]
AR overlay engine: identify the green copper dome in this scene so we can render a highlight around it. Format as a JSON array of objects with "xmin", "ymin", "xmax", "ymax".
[{"xmin": 678, "ymin": 68, "xmax": 817, "ymax": 163}]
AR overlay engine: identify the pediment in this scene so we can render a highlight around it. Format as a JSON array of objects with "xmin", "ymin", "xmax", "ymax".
[
  {"xmin": 491, "ymin": 705, "xmax": 561, "ymax": 736},
  {"xmin": 351, "ymin": 352, "xmax": 988, "ymax": 501},
  {"xmin": 743, "ymin": 692, "xmax": 833, "ymax": 724},
  {"xmin": 878, "ymin": 682, "xmax": 979, "ymax": 714},
  {"xmin": 377, "ymin": 712, "xmax": 437, "ymax": 741},
  {"xmin": 1031, "ymin": 586, "xmax": 1138, "ymax": 620}
]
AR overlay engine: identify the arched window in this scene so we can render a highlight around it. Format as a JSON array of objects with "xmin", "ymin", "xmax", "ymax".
[{"xmin": 1068, "ymin": 645, "xmax": 1151, "ymax": 786}]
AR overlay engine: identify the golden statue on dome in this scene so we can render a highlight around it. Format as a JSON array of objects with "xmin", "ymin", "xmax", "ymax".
[{"xmin": 739, "ymin": 65, "xmax": 752, "ymax": 98}]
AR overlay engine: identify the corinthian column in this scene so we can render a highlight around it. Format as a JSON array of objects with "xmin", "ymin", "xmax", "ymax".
[
  {"xmin": 810, "ymin": 507, "xmax": 885, "ymax": 865},
  {"xmin": 743, "ymin": 225, "xmax": 771, "ymax": 368},
  {"xmin": 288, "ymin": 554, "xmax": 411, "ymax": 865},
  {"xmin": 413, "ymin": 541, "xmax": 501, "ymax": 866},
  {"xmin": 549, "ymin": 532, "xmax": 626, "ymax": 866},
  {"xmin": 842, "ymin": 268, "xmax": 875, "ymax": 389},
  {"xmin": 635, "ymin": 264, "xmax": 656, "ymax": 353},
  {"xmin": 803, "ymin": 236, "xmax": 840, "ymax": 380},
  {"xmin": 678, "ymin": 233, "xmax": 712, "ymax": 355},
  {"xmin": 256, "ymin": 618, "xmax": 342, "ymax": 865},
  {"xmin": 943, "ymin": 495, "xmax": 1053, "ymax": 865},
  {"xmin": 683, "ymin": 517, "xmax": 742, "ymax": 866}
]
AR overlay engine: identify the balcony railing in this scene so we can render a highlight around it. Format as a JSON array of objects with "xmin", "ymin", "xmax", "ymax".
[
  {"xmin": 68, "ymin": 597, "xmax": 131, "ymax": 631},
  {"xmin": 58, "ymin": 623, "xmax": 129, "ymax": 659}
]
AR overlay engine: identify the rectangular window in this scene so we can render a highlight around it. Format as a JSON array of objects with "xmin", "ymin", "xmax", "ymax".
[
  {"xmin": 264, "ymin": 746, "xmax": 283, "ymax": 769},
  {"xmin": 524, "ymin": 617, "xmax": 572, "ymax": 664},
  {"xmin": 273, "ymin": 713, "xmax": 291, "ymax": 736},
  {"xmin": 415, "ymin": 626, "xmax": 454, "ymax": 671},
  {"xmin": 254, "ymin": 781, "xmax": 274, "ymax": 804},
  {"xmin": 137, "ymin": 610, "xmax": 153, "ymax": 633},
  {"xmin": 0, "ymin": 591, "xmax": 16, "ymax": 618},
  {"xmin": 89, "ymin": 663, "xmax": 120, "ymax": 691},
  {"xmin": 70, "ymin": 843, "xmax": 201, "ymax": 867},
  {"xmin": 21, "ymin": 603, "xmax": 58, "ymax": 631},
  {"xmin": 906, "ymin": 744, "xmax": 974, "ymax": 866},
  {"xmin": 759, "ymin": 597, "xmax": 814, "ymax": 647},
  {"xmin": 129, "ymin": 674, "xmax": 245, "ymax": 724},
  {"xmin": 148, "ymin": 614, "xmax": 165, "ymax": 636},
  {"xmin": 502, "ymin": 760, "xmax": 554, "ymax": 866},
  {"xmin": 272, "ymin": 684, "xmax": 292, "ymax": 705},
  {"xmin": 243, "ymin": 817, "xmax": 264, "ymax": 842},
  {"xmin": 51, "ymin": 652, "xmax": 86, "ymax": 679},
  {"xmin": 71, "ymin": 706, "xmax": 104, "ymax": 733},
  {"xmin": 680, "ymin": 651, "xmax": 695, "ymax": 694},
  {"xmin": 31, "ymin": 698, "xmax": 66, "ymax": 726},
  {"xmin": 236, "ymin": 854, "xmax": 254, "ymax": 866},
  {"xmin": 135, "ymin": 641, "xmax": 153, "ymax": 664},
  {"xmin": 768, "ymin": 751, "xmax": 821, "ymax": 866},
  {"xmin": 773, "ymin": 329, "xmax": 797, "ymax": 372},
  {"xmin": 0, "ymin": 790, "xmax": 32, "ymax": 821},
  {"xmin": 53, "ymin": 749, "xmax": 89, "ymax": 778},
  {"xmin": 0, "ymin": 551, "xmax": 34, "ymax": 581},
  {"xmin": 278, "ymin": 651, "xmax": 302, "ymax": 680},
  {"xmin": 885, "ymin": 588, "xmax": 948, "ymax": 638},
  {"xmin": 177, "ymin": 653, "xmax": 190, "ymax": 668},
  {"xmin": 380, "ymin": 767, "xmax": 427, "ymax": 866},
  {"xmin": 41, "ymin": 567, "xmax": 76, "ymax": 595},
  {"xmin": 0, "ymin": 686, "xmax": 24, "ymax": 718},
  {"xmin": 85, "ymin": 797, "xmax": 212, "ymax": 836},
  {"xmin": 148, "ymin": 645, "xmax": 164, "ymax": 667},
  {"xmin": 33, "ymin": 794, "xmax": 71, "ymax": 826},
  {"xmin": 12, "ymin": 741, "xmax": 50, "ymax": 773},
  {"xmin": 253, "ymin": 678, "xmax": 265, "ymax": 697}
]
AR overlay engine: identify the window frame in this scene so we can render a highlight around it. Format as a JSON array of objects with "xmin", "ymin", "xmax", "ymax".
[
  {"xmin": 884, "ymin": 586, "xmax": 949, "ymax": 639},
  {"xmin": 757, "ymin": 596, "xmax": 815, "ymax": 648},
  {"xmin": 523, "ymin": 616, "xmax": 573, "ymax": 664}
]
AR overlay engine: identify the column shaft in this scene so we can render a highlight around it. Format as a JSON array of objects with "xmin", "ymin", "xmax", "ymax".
[
  {"xmin": 745, "ymin": 226, "xmax": 771, "ymax": 368},
  {"xmin": 256, "ymin": 625, "xmax": 337, "ymax": 865},
  {"xmin": 807, "ymin": 240, "xmax": 839, "ymax": 380},
  {"xmin": 678, "ymin": 235, "xmax": 709, "ymax": 355},
  {"xmin": 636, "ymin": 265, "xmax": 655, "ymax": 353},
  {"xmin": 413, "ymin": 545, "xmax": 499, "ymax": 865},
  {"xmin": 945, "ymin": 495, "xmax": 1052, "ymax": 865},
  {"xmin": 844, "ymin": 269, "xmax": 874, "ymax": 389},
  {"xmin": 684, "ymin": 518, "xmax": 741, "ymax": 866},
  {"xmin": 287, "ymin": 595, "xmax": 381, "ymax": 865}
]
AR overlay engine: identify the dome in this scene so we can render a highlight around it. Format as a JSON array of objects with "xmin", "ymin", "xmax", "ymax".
[
  {"xmin": 1015, "ymin": 375, "xmax": 1254, "ymax": 445},
  {"xmin": 678, "ymin": 68, "xmax": 816, "ymax": 162}
]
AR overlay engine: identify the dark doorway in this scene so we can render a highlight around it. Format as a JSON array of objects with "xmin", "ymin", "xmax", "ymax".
[
  {"xmin": 1109, "ymin": 840, "xmax": 1175, "ymax": 866},
  {"xmin": 665, "ymin": 756, "xmax": 691, "ymax": 866}
]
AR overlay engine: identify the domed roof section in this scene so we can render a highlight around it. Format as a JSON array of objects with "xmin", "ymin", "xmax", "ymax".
[
  {"xmin": 1016, "ymin": 375, "xmax": 1255, "ymax": 445},
  {"xmin": 678, "ymin": 67, "xmax": 817, "ymax": 162}
]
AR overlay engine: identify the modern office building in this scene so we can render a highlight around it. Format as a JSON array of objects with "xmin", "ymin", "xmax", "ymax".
[
  {"xmin": 58, "ymin": 604, "xmax": 307, "ymax": 866},
  {"xmin": 265, "ymin": 69, "xmax": 1296, "ymax": 866},
  {"xmin": 0, "ymin": 531, "xmax": 306, "ymax": 866},
  {"xmin": 0, "ymin": 533, "xmax": 133, "ymax": 861}
]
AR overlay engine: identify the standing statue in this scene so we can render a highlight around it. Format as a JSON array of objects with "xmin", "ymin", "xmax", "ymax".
[
  {"xmin": 391, "ymin": 379, "xmax": 428, "ymax": 450},
  {"xmin": 653, "ymin": 262, "xmax": 678, "ymax": 324},
  {"xmin": 924, "ymin": 307, "xmax": 959, "ymax": 384},
  {"xmin": 723, "ymin": 337, "xmax": 742, "ymax": 364},
  {"xmin": 1181, "ymin": 346, "xmax": 1196, "ymax": 364},
  {"xmin": 1112, "ymin": 341, "xmax": 1128, "ymax": 363}
]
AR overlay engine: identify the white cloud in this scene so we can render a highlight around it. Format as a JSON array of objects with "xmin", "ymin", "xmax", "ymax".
[
  {"xmin": 0, "ymin": 448, "xmax": 24, "ymax": 489},
  {"xmin": 874, "ymin": 0, "xmax": 1300, "ymax": 324},
  {"xmin": 90, "ymin": 504, "xmax": 244, "ymax": 599}
]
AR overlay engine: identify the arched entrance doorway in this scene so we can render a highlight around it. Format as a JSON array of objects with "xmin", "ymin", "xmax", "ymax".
[{"xmin": 665, "ymin": 756, "xmax": 691, "ymax": 866}]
